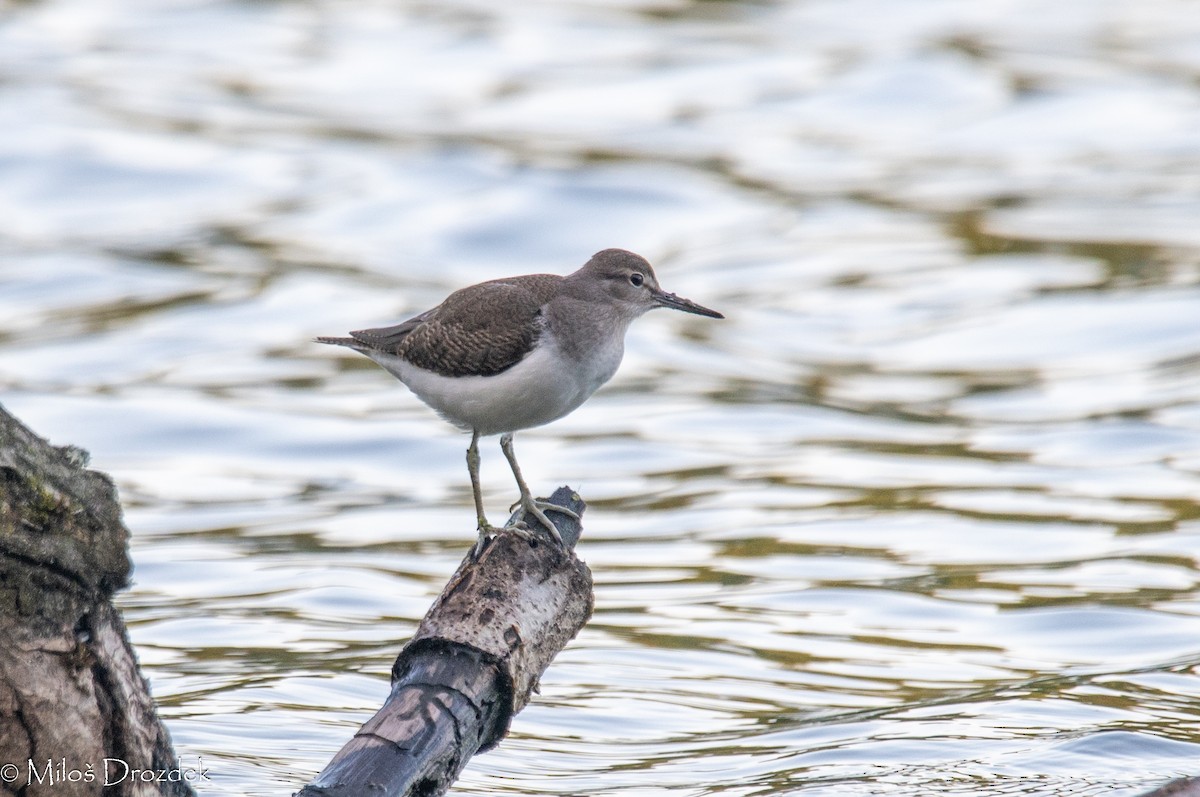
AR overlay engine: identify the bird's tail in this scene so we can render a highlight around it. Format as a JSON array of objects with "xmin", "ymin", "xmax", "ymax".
[{"xmin": 314, "ymin": 336, "xmax": 358, "ymax": 347}]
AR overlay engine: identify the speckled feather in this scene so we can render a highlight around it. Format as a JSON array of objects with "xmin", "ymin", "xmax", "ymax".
[{"xmin": 340, "ymin": 275, "xmax": 563, "ymax": 378}]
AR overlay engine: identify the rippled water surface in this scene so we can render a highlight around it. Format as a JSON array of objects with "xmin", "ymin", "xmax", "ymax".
[{"xmin": 3, "ymin": 0, "xmax": 1200, "ymax": 794}]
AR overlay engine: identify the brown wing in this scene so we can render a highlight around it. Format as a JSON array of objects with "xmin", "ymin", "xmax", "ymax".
[{"xmin": 349, "ymin": 275, "xmax": 560, "ymax": 377}]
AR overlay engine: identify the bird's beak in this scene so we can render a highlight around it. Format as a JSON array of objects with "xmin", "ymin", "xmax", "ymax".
[{"xmin": 651, "ymin": 288, "xmax": 724, "ymax": 319}]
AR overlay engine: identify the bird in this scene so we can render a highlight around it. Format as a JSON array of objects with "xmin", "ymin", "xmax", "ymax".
[{"xmin": 316, "ymin": 248, "xmax": 723, "ymax": 546}]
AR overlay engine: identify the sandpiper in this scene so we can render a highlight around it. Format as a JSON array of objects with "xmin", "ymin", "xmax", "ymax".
[{"xmin": 317, "ymin": 248, "xmax": 723, "ymax": 545}]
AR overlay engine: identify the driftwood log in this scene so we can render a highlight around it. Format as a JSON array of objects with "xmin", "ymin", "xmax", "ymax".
[
  {"xmin": 0, "ymin": 403, "xmax": 195, "ymax": 797},
  {"xmin": 297, "ymin": 487, "xmax": 593, "ymax": 797}
]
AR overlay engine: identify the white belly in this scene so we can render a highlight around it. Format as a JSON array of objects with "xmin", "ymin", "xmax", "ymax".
[{"xmin": 365, "ymin": 335, "xmax": 624, "ymax": 436}]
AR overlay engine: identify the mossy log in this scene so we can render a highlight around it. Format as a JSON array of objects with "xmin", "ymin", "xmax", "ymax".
[
  {"xmin": 0, "ymin": 403, "xmax": 193, "ymax": 797},
  {"xmin": 297, "ymin": 488, "xmax": 593, "ymax": 797}
]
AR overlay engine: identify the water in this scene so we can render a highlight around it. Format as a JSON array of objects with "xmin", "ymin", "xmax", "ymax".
[{"xmin": 2, "ymin": 0, "xmax": 1200, "ymax": 794}]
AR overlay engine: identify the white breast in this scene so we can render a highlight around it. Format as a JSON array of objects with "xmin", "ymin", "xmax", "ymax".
[{"xmin": 364, "ymin": 333, "xmax": 625, "ymax": 436}]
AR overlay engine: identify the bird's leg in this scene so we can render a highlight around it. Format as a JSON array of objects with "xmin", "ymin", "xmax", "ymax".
[
  {"xmin": 498, "ymin": 433, "xmax": 576, "ymax": 545},
  {"xmin": 467, "ymin": 430, "xmax": 494, "ymax": 544}
]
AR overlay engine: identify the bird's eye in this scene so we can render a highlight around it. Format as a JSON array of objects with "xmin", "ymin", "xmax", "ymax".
[{"xmin": 629, "ymin": 273, "xmax": 644, "ymax": 287}]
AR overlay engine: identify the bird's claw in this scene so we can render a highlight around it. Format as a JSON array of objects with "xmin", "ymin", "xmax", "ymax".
[
  {"xmin": 470, "ymin": 520, "xmax": 497, "ymax": 557},
  {"xmin": 505, "ymin": 496, "xmax": 571, "ymax": 546},
  {"xmin": 503, "ymin": 522, "xmax": 539, "ymax": 542},
  {"xmin": 512, "ymin": 498, "xmax": 579, "ymax": 522}
]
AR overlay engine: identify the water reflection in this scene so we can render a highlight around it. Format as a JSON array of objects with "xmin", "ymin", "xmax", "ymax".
[{"xmin": 1, "ymin": 0, "xmax": 1200, "ymax": 795}]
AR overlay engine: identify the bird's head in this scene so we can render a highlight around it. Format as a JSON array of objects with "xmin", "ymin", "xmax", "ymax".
[{"xmin": 576, "ymin": 248, "xmax": 724, "ymax": 321}]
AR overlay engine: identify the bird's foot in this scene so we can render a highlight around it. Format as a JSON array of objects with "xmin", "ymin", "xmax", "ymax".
[
  {"xmin": 501, "ymin": 522, "xmax": 540, "ymax": 543},
  {"xmin": 508, "ymin": 497, "xmax": 580, "ymax": 522},
  {"xmin": 470, "ymin": 515, "xmax": 500, "ymax": 557},
  {"xmin": 506, "ymin": 495, "xmax": 574, "ymax": 545},
  {"xmin": 473, "ymin": 514, "xmax": 541, "ymax": 553}
]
